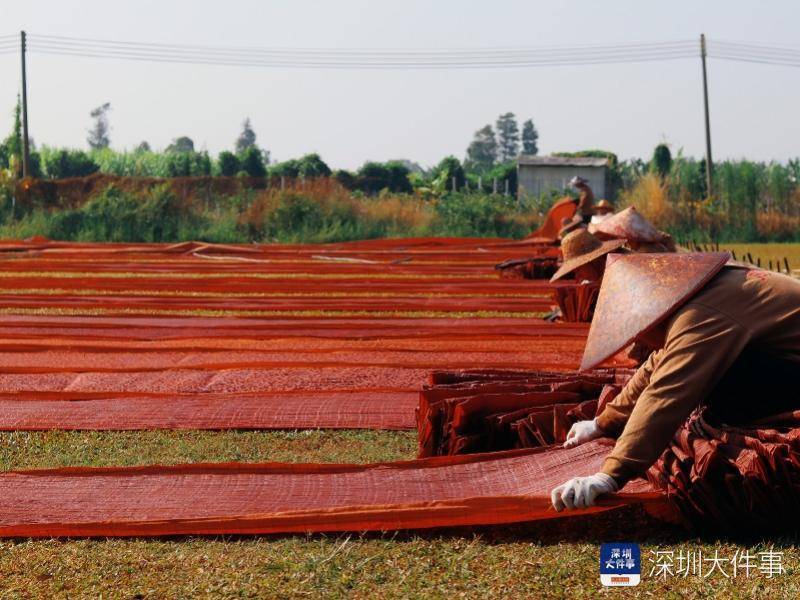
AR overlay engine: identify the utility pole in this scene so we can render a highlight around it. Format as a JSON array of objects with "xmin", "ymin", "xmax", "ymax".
[
  {"xmin": 700, "ymin": 33, "xmax": 713, "ymax": 200},
  {"xmin": 20, "ymin": 30, "xmax": 31, "ymax": 178}
]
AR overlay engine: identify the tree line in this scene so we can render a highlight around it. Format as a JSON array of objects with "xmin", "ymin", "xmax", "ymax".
[{"xmin": 0, "ymin": 98, "xmax": 798, "ymax": 243}]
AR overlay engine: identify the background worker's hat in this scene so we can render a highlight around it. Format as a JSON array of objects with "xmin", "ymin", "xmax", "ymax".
[
  {"xmin": 569, "ymin": 175, "xmax": 588, "ymax": 187},
  {"xmin": 596, "ymin": 199, "xmax": 613, "ymax": 211},
  {"xmin": 579, "ymin": 252, "xmax": 730, "ymax": 371},
  {"xmin": 550, "ymin": 228, "xmax": 627, "ymax": 282},
  {"xmin": 593, "ymin": 206, "xmax": 662, "ymax": 243}
]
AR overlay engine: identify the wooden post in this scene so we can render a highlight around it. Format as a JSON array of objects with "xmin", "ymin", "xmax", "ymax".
[
  {"xmin": 700, "ymin": 34, "xmax": 714, "ymax": 200},
  {"xmin": 452, "ymin": 176, "xmax": 456, "ymax": 192},
  {"xmin": 20, "ymin": 31, "xmax": 30, "ymax": 178},
  {"xmin": 493, "ymin": 178, "xmax": 497, "ymax": 194},
  {"xmin": 785, "ymin": 257, "xmax": 791, "ymax": 274}
]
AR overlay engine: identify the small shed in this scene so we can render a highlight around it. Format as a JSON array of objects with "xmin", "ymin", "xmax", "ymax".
[{"xmin": 517, "ymin": 155, "xmax": 609, "ymax": 199}]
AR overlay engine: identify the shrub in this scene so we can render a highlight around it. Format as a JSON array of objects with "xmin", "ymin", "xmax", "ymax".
[
  {"xmin": 218, "ymin": 151, "xmax": 240, "ymax": 177},
  {"xmin": 41, "ymin": 148, "xmax": 100, "ymax": 179},
  {"xmin": 262, "ymin": 193, "xmax": 325, "ymax": 239},
  {"xmin": 355, "ymin": 161, "xmax": 412, "ymax": 194}
]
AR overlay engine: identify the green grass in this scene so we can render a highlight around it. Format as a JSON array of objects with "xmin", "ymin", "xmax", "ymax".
[
  {"xmin": 1, "ymin": 429, "xmax": 800, "ymax": 598},
  {"xmin": 0, "ymin": 430, "xmax": 417, "ymax": 469}
]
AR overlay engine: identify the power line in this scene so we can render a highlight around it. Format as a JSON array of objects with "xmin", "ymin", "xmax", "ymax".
[
  {"xmin": 1, "ymin": 32, "xmax": 799, "ymax": 69},
  {"xmin": 32, "ymin": 33, "xmax": 697, "ymax": 56},
  {"xmin": 25, "ymin": 34, "xmax": 699, "ymax": 69},
  {"xmin": 709, "ymin": 40, "xmax": 800, "ymax": 67},
  {"xmin": 26, "ymin": 48, "xmax": 699, "ymax": 69}
]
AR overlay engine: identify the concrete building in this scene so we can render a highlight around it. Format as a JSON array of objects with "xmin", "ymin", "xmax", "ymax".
[{"xmin": 517, "ymin": 155, "xmax": 609, "ymax": 199}]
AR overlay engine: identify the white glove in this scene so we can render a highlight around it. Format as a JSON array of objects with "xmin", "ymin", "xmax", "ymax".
[
  {"xmin": 563, "ymin": 418, "xmax": 604, "ymax": 449},
  {"xmin": 551, "ymin": 473, "xmax": 619, "ymax": 512}
]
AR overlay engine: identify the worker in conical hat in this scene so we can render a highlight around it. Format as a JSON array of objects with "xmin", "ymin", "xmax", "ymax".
[
  {"xmin": 591, "ymin": 206, "xmax": 676, "ymax": 252},
  {"xmin": 551, "ymin": 228, "xmax": 627, "ymax": 284},
  {"xmin": 551, "ymin": 254, "xmax": 800, "ymax": 511},
  {"xmin": 569, "ymin": 176, "xmax": 595, "ymax": 225}
]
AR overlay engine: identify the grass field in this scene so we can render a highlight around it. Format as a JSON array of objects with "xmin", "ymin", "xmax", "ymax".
[
  {"xmin": 719, "ymin": 243, "xmax": 800, "ymax": 275},
  {"xmin": 0, "ymin": 430, "xmax": 798, "ymax": 598}
]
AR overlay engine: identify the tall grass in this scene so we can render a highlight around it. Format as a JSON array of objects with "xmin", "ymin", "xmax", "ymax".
[
  {"xmin": 618, "ymin": 170, "xmax": 800, "ymax": 243},
  {"xmin": 2, "ymin": 167, "xmax": 797, "ymax": 243},
  {"xmin": 0, "ymin": 178, "xmax": 543, "ymax": 243}
]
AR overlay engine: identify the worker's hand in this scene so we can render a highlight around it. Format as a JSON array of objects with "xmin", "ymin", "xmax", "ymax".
[
  {"xmin": 551, "ymin": 473, "xmax": 618, "ymax": 511},
  {"xmin": 563, "ymin": 418, "xmax": 604, "ymax": 449}
]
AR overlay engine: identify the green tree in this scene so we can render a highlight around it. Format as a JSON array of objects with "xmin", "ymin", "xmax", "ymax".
[
  {"xmin": 166, "ymin": 136, "xmax": 195, "ymax": 153},
  {"xmin": 218, "ymin": 151, "xmax": 240, "ymax": 176},
  {"xmin": 433, "ymin": 156, "xmax": 465, "ymax": 192},
  {"xmin": 297, "ymin": 153, "xmax": 331, "ymax": 178},
  {"xmin": 495, "ymin": 112, "xmax": 519, "ymax": 162},
  {"xmin": 235, "ymin": 118, "xmax": 257, "ymax": 153},
  {"xmin": 521, "ymin": 119, "xmax": 538, "ymax": 155},
  {"xmin": 87, "ymin": 103, "xmax": 111, "ymax": 150},
  {"xmin": 134, "ymin": 141, "xmax": 151, "ymax": 153},
  {"xmin": 464, "ymin": 124, "xmax": 497, "ymax": 173},
  {"xmin": 650, "ymin": 143, "xmax": 672, "ymax": 178},
  {"xmin": 239, "ymin": 146, "xmax": 266, "ymax": 177},
  {"xmin": 1, "ymin": 96, "xmax": 23, "ymax": 172},
  {"xmin": 356, "ymin": 161, "xmax": 412, "ymax": 194}
]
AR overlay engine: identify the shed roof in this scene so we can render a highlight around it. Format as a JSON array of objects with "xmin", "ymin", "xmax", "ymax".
[{"xmin": 517, "ymin": 155, "xmax": 609, "ymax": 168}]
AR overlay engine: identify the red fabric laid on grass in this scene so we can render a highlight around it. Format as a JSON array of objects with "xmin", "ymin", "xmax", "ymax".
[
  {"xmin": 0, "ymin": 391, "xmax": 417, "ymax": 430},
  {"xmin": 0, "ymin": 440, "xmax": 669, "ymax": 537}
]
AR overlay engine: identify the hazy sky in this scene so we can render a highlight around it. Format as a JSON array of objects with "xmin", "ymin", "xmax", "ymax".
[{"xmin": 1, "ymin": 0, "xmax": 798, "ymax": 169}]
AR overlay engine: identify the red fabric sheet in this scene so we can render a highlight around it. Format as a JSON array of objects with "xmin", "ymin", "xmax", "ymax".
[
  {"xmin": 0, "ymin": 440, "xmax": 669, "ymax": 537},
  {"xmin": 0, "ymin": 391, "xmax": 417, "ymax": 430}
]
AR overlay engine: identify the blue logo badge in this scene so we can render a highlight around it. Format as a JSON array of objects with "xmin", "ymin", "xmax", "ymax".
[{"xmin": 600, "ymin": 542, "xmax": 641, "ymax": 586}]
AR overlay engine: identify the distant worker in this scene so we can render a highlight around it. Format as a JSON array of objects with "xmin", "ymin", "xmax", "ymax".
[
  {"xmin": 590, "ymin": 200, "xmax": 614, "ymax": 226},
  {"xmin": 570, "ymin": 176, "xmax": 595, "ymax": 225},
  {"xmin": 551, "ymin": 229, "xmax": 626, "ymax": 285}
]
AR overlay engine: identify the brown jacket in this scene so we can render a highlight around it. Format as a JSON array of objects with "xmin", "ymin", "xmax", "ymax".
[
  {"xmin": 595, "ymin": 267, "xmax": 800, "ymax": 484},
  {"xmin": 577, "ymin": 187, "xmax": 595, "ymax": 216}
]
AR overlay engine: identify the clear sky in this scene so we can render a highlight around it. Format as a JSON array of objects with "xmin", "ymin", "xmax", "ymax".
[{"xmin": 0, "ymin": 0, "xmax": 798, "ymax": 169}]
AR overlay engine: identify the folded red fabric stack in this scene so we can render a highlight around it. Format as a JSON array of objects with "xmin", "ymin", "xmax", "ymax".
[
  {"xmin": 417, "ymin": 368, "xmax": 634, "ymax": 458},
  {"xmin": 647, "ymin": 409, "xmax": 800, "ymax": 534},
  {"xmin": 552, "ymin": 283, "xmax": 601, "ymax": 322}
]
